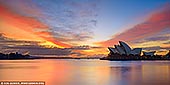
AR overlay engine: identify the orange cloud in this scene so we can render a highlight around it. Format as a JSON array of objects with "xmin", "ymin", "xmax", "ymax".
[
  {"xmin": 97, "ymin": 4, "xmax": 170, "ymax": 47},
  {"xmin": 0, "ymin": 4, "xmax": 71, "ymax": 48}
]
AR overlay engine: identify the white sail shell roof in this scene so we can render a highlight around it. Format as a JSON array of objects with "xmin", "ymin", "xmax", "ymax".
[
  {"xmin": 130, "ymin": 48, "xmax": 142, "ymax": 55},
  {"xmin": 119, "ymin": 41, "xmax": 132, "ymax": 55},
  {"xmin": 115, "ymin": 45, "xmax": 126, "ymax": 55},
  {"xmin": 108, "ymin": 41, "xmax": 142, "ymax": 56},
  {"xmin": 108, "ymin": 47, "xmax": 118, "ymax": 54}
]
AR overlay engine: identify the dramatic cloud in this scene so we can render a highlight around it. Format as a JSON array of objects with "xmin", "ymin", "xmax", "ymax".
[
  {"xmin": 142, "ymin": 46, "xmax": 170, "ymax": 55},
  {"xmin": 0, "ymin": 34, "xmax": 73, "ymax": 55},
  {"xmin": 0, "ymin": 34, "xmax": 105, "ymax": 56},
  {"xmin": 142, "ymin": 46, "xmax": 161, "ymax": 51},
  {"xmin": 163, "ymin": 41, "xmax": 170, "ymax": 44},
  {"xmin": 0, "ymin": 2, "xmax": 71, "ymax": 48},
  {"xmin": 40, "ymin": 0, "xmax": 98, "ymax": 44},
  {"xmin": 145, "ymin": 36, "xmax": 170, "ymax": 41},
  {"xmin": 0, "ymin": 33, "xmax": 39, "ymax": 47},
  {"xmin": 98, "ymin": 4, "xmax": 170, "ymax": 47},
  {"xmin": 0, "ymin": 0, "xmax": 98, "ymax": 47}
]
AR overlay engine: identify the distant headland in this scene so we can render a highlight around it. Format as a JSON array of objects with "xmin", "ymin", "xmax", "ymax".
[
  {"xmin": 0, "ymin": 52, "xmax": 99, "ymax": 60},
  {"xmin": 0, "ymin": 52, "xmax": 31, "ymax": 60}
]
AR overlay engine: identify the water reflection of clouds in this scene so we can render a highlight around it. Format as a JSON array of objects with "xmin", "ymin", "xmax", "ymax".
[
  {"xmin": 0, "ymin": 65, "xmax": 38, "ymax": 69},
  {"xmin": 0, "ymin": 60, "xmax": 39, "ymax": 69},
  {"xmin": 1, "ymin": 60, "xmax": 170, "ymax": 85},
  {"xmin": 0, "ymin": 60, "xmax": 39, "ymax": 63}
]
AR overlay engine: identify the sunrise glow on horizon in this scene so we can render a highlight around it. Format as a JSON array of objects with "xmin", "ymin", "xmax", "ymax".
[{"xmin": 0, "ymin": 0, "xmax": 170, "ymax": 56}]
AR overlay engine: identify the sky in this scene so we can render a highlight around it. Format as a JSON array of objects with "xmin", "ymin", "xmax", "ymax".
[{"xmin": 0, "ymin": 0, "xmax": 170, "ymax": 57}]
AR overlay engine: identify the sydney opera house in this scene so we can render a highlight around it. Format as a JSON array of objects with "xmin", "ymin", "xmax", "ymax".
[
  {"xmin": 108, "ymin": 41, "xmax": 158, "ymax": 56},
  {"xmin": 108, "ymin": 41, "xmax": 142, "ymax": 56},
  {"xmin": 100, "ymin": 41, "xmax": 170, "ymax": 60}
]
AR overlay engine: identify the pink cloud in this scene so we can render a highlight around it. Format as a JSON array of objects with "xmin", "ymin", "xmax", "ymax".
[
  {"xmin": 0, "ymin": 4, "xmax": 71, "ymax": 48},
  {"xmin": 98, "ymin": 4, "xmax": 170, "ymax": 47}
]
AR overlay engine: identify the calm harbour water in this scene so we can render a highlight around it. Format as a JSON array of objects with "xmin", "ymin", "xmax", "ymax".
[{"xmin": 0, "ymin": 59, "xmax": 170, "ymax": 85}]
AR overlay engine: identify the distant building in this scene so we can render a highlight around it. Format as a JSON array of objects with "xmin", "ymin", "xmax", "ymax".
[
  {"xmin": 108, "ymin": 41, "xmax": 142, "ymax": 56},
  {"xmin": 143, "ymin": 51, "xmax": 156, "ymax": 56}
]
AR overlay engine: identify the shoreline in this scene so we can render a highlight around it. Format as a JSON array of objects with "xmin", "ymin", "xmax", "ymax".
[
  {"xmin": 100, "ymin": 55, "xmax": 170, "ymax": 61},
  {"xmin": 0, "ymin": 57, "xmax": 99, "ymax": 60},
  {"xmin": 100, "ymin": 58, "xmax": 170, "ymax": 61}
]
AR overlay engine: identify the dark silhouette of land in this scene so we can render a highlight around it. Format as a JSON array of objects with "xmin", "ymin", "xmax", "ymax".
[
  {"xmin": 0, "ymin": 52, "xmax": 99, "ymax": 60},
  {"xmin": 0, "ymin": 52, "xmax": 31, "ymax": 60},
  {"xmin": 0, "ymin": 52, "xmax": 75, "ymax": 60},
  {"xmin": 100, "ymin": 51, "xmax": 170, "ymax": 61},
  {"xmin": 1, "ymin": 51, "xmax": 169, "ymax": 61}
]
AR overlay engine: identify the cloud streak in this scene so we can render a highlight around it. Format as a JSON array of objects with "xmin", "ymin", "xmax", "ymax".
[
  {"xmin": 0, "ymin": 34, "xmax": 72, "ymax": 55},
  {"xmin": 0, "ymin": 33, "xmax": 105, "ymax": 56},
  {"xmin": 0, "ymin": 0, "xmax": 99, "ymax": 47},
  {"xmin": 0, "ymin": 1, "xmax": 72, "ymax": 47},
  {"xmin": 98, "ymin": 4, "xmax": 170, "ymax": 47}
]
